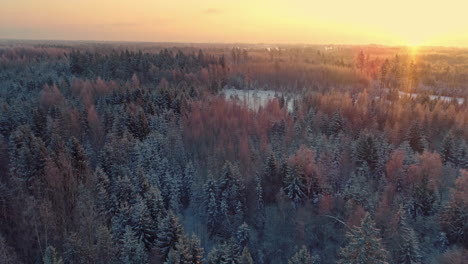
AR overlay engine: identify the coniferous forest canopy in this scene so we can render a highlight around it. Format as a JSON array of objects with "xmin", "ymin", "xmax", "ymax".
[{"xmin": 0, "ymin": 40, "xmax": 468, "ymax": 264}]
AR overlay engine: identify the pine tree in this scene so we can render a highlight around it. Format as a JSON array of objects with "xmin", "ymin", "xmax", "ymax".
[
  {"xmin": 288, "ymin": 245, "xmax": 318, "ymax": 264},
  {"xmin": 338, "ymin": 214, "xmax": 389, "ymax": 264},
  {"xmin": 284, "ymin": 164, "xmax": 306, "ymax": 208}
]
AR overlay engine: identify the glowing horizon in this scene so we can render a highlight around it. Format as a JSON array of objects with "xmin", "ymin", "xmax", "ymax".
[{"xmin": 2, "ymin": 0, "xmax": 468, "ymax": 47}]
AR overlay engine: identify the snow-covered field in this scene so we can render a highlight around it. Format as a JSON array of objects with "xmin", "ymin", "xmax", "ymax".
[
  {"xmin": 398, "ymin": 91, "xmax": 465, "ymax": 104},
  {"xmin": 221, "ymin": 88, "xmax": 464, "ymax": 114},
  {"xmin": 221, "ymin": 88, "xmax": 295, "ymax": 112}
]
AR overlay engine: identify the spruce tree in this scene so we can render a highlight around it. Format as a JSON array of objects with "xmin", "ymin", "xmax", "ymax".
[
  {"xmin": 288, "ymin": 245, "xmax": 318, "ymax": 264},
  {"xmin": 9, "ymin": 125, "xmax": 47, "ymax": 195},
  {"xmin": 95, "ymin": 167, "xmax": 112, "ymax": 220},
  {"xmin": 440, "ymin": 171, "xmax": 468, "ymax": 246},
  {"xmin": 380, "ymin": 59, "xmax": 389, "ymax": 88},
  {"xmin": 204, "ymin": 178, "xmax": 219, "ymax": 236},
  {"xmin": 155, "ymin": 211, "xmax": 183, "ymax": 259},
  {"xmin": 217, "ymin": 162, "xmax": 246, "ymax": 237},
  {"xmin": 406, "ymin": 122, "xmax": 426, "ymax": 154},
  {"xmin": 144, "ymin": 185, "xmax": 165, "ymax": 229},
  {"xmin": 395, "ymin": 208, "xmax": 421, "ymax": 264},
  {"xmin": 338, "ymin": 214, "xmax": 389, "ymax": 264},
  {"xmin": 69, "ymin": 136, "xmax": 89, "ymax": 181},
  {"xmin": 263, "ymin": 152, "xmax": 280, "ymax": 203},
  {"xmin": 181, "ymin": 161, "xmax": 195, "ymax": 208},
  {"xmin": 131, "ymin": 196, "xmax": 156, "ymax": 249},
  {"xmin": 176, "ymin": 234, "xmax": 204, "ymax": 264},
  {"xmin": 169, "ymin": 170, "xmax": 182, "ymax": 213},
  {"xmin": 344, "ymin": 165, "xmax": 370, "ymax": 207},
  {"xmin": 111, "ymin": 202, "xmax": 131, "ymax": 241},
  {"xmin": 254, "ymin": 173, "xmax": 266, "ymax": 230},
  {"xmin": 120, "ymin": 225, "xmax": 148, "ymax": 264},
  {"xmin": 236, "ymin": 222, "xmax": 250, "ymax": 247},
  {"xmin": 43, "ymin": 246, "xmax": 63, "ymax": 264},
  {"xmin": 354, "ymin": 133, "xmax": 379, "ymax": 171},
  {"xmin": 284, "ymin": 164, "xmax": 306, "ymax": 208},
  {"xmin": 328, "ymin": 111, "xmax": 345, "ymax": 137},
  {"xmin": 441, "ymin": 133, "xmax": 456, "ymax": 165},
  {"xmin": 95, "ymin": 225, "xmax": 114, "ymax": 264},
  {"xmin": 455, "ymin": 139, "xmax": 468, "ymax": 169},
  {"xmin": 239, "ymin": 247, "xmax": 254, "ymax": 264},
  {"xmin": 399, "ymin": 141, "xmax": 416, "ymax": 167},
  {"xmin": 409, "ymin": 176, "xmax": 436, "ymax": 217},
  {"xmin": 164, "ymin": 249, "xmax": 180, "ymax": 264},
  {"xmin": 207, "ymin": 239, "xmax": 240, "ymax": 264}
]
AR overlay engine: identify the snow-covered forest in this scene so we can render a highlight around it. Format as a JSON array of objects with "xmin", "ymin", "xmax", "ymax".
[{"xmin": 0, "ymin": 41, "xmax": 467, "ymax": 263}]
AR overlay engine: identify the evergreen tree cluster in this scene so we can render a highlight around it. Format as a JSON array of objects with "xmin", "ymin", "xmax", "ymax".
[{"xmin": 0, "ymin": 43, "xmax": 467, "ymax": 264}]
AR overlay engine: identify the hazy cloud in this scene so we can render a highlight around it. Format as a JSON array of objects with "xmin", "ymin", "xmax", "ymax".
[
  {"xmin": 105, "ymin": 23, "xmax": 142, "ymax": 28},
  {"xmin": 203, "ymin": 8, "xmax": 221, "ymax": 14}
]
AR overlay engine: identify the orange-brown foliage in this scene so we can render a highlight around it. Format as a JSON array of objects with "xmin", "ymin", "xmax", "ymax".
[
  {"xmin": 406, "ymin": 151, "xmax": 442, "ymax": 189},
  {"xmin": 40, "ymin": 84, "xmax": 66, "ymax": 107}
]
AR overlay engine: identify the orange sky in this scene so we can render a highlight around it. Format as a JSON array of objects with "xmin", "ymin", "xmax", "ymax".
[{"xmin": 2, "ymin": 0, "xmax": 468, "ymax": 46}]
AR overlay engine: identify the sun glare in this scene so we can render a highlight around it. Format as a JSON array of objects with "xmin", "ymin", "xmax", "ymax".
[{"xmin": 409, "ymin": 45, "xmax": 419, "ymax": 55}]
